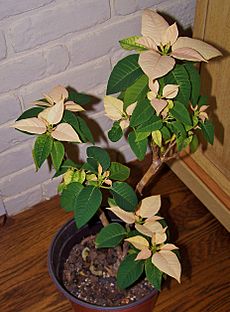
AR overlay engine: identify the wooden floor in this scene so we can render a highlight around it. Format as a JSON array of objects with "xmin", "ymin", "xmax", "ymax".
[{"xmin": 0, "ymin": 162, "xmax": 229, "ymax": 312}]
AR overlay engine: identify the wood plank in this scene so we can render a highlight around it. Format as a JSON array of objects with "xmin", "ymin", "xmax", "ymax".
[
  {"xmin": 192, "ymin": 0, "xmax": 230, "ymax": 193},
  {"xmin": 0, "ymin": 165, "xmax": 229, "ymax": 312}
]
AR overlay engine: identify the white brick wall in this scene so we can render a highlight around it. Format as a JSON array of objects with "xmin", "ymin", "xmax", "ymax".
[{"xmin": 0, "ymin": 0, "xmax": 196, "ymax": 215}]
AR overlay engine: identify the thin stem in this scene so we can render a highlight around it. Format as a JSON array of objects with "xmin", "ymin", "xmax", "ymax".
[
  {"xmin": 136, "ymin": 143, "xmax": 162, "ymax": 196},
  {"xmin": 162, "ymin": 140, "xmax": 177, "ymax": 159},
  {"xmin": 100, "ymin": 185, "xmax": 110, "ymax": 190},
  {"xmin": 98, "ymin": 208, "xmax": 110, "ymax": 227}
]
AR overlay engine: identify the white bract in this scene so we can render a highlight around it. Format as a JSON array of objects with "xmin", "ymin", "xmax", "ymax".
[
  {"xmin": 11, "ymin": 98, "xmax": 81, "ymax": 142},
  {"xmin": 125, "ymin": 230, "xmax": 181, "ymax": 283},
  {"xmin": 147, "ymin": 80, "xmax": 179, "ymax": 116},
  {"xmin": 137, "ymin": 10, "xmax": 222, "ymax": 80},
  {"xmin": 34, "ymin": 85, "xmax": 85, "ymax": 112},
  {"xmin": 104, "ymin": 96, "xmax": 137, "ymax": 130},
  {"xmin": 107, "ymin": 194, "xmax": 163, "ymax": 237}
]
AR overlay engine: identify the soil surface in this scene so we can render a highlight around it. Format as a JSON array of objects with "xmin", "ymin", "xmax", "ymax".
[{"xmin": 63, "ymin": 236, "xmax": 154, "ymax": 307}]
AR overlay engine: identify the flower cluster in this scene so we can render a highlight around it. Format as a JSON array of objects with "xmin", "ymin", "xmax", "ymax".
[{"xmin": 12, "ymin": 86, "xmax": 83, "ymax": 142}]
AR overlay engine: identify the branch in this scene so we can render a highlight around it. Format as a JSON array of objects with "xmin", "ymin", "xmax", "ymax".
[
  {"xmin": 135, "ymin": 157, "xmax": 162, "ymax": 196},
  {"xmin": 162, "ymin": 140, "xmax": 177, "ymax": 158},
  {"xmin": 99, "ymin": 209, "xmax": 110, "ymax": 227}
]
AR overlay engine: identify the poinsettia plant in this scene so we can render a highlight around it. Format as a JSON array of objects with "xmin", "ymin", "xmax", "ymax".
[
  {"xmin": 12, "ymin": 9, "xmax": 222, "ymax": 295},
  {"xmin": 105, "ymin": 9, "xmax": 222, "ymax": 194},
  {"xmin": 12, "ymin": 84, "xmax": 180, "ymax": 290}
]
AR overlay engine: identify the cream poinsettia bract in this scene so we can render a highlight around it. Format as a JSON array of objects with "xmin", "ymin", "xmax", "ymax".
[
  {"xmin": 107, "ymin": 194, "xmax": 164, "ymax": 237},
  {"xmin": 11, "ymin": 100, "xmax": 81, "ymax": 142},
  {"xmin": 148, "ymin": 79, "xmax": 179, "ymax": 116},
  {"xmin": 191, "ymin": 104, "xmax": 209, "ymax": 123},
  {"xmin": 104, "ymin": 96, "xmax": 137, "ymax": 130},
  {"xmin": 34, "ymin": 85, "xmax": 85, "ymax": 113},
  {"xmin": 125, "ymin": 230, "xmax": 181, "ymax": 283},
  {"xmin": 137, "ymin": 10, "xmax": 222, "ymax": 81}
]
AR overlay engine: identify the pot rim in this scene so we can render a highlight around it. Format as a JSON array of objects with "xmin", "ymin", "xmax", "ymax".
[{"xmin": 48, "ymin": 218, "xmax": 158, "ymax": 311}]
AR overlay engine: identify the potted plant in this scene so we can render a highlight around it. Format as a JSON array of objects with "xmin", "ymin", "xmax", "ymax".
[{"xmin": 12, "ymin": 9, "xmax": 222, "ymax": 312}]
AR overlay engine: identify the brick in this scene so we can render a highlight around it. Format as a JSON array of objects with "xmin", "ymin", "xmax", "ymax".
[
  {"xmin": 8, "ymin": 0, "xmax": 111, "ymax": 53},
  {"xmin": 0, "ymin": 162, "xmax": 54, "ymax": 198},
  {"xmin": 20, "ymin": 56, "xmax": 111, "ymax": 109},
  {"xmin": 113, "ymin": 0, "xmax": 138, "ymax": 15},
  {"xmin": 0, "ymin": 31, "xmax": 6, "ymax": 60},
  {"xmin": 45, "ymin": 45, "xmax": 69, "ymax": 75},
  {"xmin": 92, "ymin": 112, "xmax": 113, "ymax": 133},
  {"xmin": 0, "ymin": 141, "xmax": 34, "ymax": 179},
  {"xmin": 0, "ymin": 0, "xmax": 54, "ymax": 21},
  {"xmin": 0, "ymin": 94, "xmax": 22, "ymax": 125},
  {"xmin": 0, "ymin": 51, "xmax": 46, "ymax": 93},
  {"xmin": 155, "ymin": 0, "xmax": 196, "ymax": 28},
  {"xmin": 136, "ymin": 0, "xmax": 167, "ymax": 10},
  {"xmin": 69, "ymin": 15, "xmax": 140, "ymax": 66},
  {"xmin": 111, "ymin": 49, "xmax": 132, "ymax": 67},
  {"xmin": 85, "ymin": 84, "xmax": 106, "ymax": 116},
  {"xmin": 0, "ymin": 122, "xmax": 30, "ymax": 153},
  {"xmin": 42, "ymin": 176, "xmax": 62, "ymax": 200},
  {"xmin": 4, "ymin": 185, "xmax": 42, "ymax": 216}
]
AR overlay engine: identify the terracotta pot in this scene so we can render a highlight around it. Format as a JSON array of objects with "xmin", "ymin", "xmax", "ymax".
[{"xmin": 48, "ymin": 218, "xmax": 159, "ymax": 312}]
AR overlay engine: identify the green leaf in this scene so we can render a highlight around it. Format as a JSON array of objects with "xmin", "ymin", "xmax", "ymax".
[
  {"xmin": 67, "ymin": 88, "xmax": 92, "ymax": 105},
  {"xmin": 51, "ymin": 141, "xmax": 65, "ymax": 171},
  {"xmin": 54, "ymin": 159, "xmax": 80, "ymax": 177},
  {"xmin": 110, "ymin": 182, "xmax": 138, "ymax": 212},
  {"xmin": 168, "ymin": 121, "xmax": 186, "ymax": 138},
  {"xmin": 117, "ymin": 253, "xmax": 144, "ymax": 289},
  {"xmin": 82, "ymin": 157, "xmax": 98, "ymax": 173},
  {"xmin": 62, "ymin": 110, "xmax": 81, "ymax": 136},
  {"xmin": 108, "ymin": 121, "xmax": 123, "ymax": 142},
  {"xmin": 164, "ymin": 64, "xmax": 191, "ymax": 105},
  {"xmin": 135, "ymin": 131, "xmax": 150, "ymax": 142},
  {"xmin": 190, "ymin": 134, "xmax": 199, "ymax": 153},
  {"xmin": 198, "ymin": 95, "xmax": 208, "ymax": 107},
  {"xmin": 119, "ymin": 36, "xmax": 147, "ymax": 52},
  {"xmin": 161, "ymin": 126, "xmax": 171, "ymax": 142},
  {"xmin": 136, "ymin": 115, "xmax": 162, "ymax": 132},
  {"xmin": 124, "ymin": 75, "xmax": 148, "ymax": 108},
  {"xmin": 184, "ymin": 62, "xmax": 200, "ymax": 105},
  {"xmin": 60, "ymin": 182, "xmax": 84, "ymax": 212},
  {"xmin": 74, "ymin": 186, "xmax": 102, "ymax": 228},
  {"xmin": 109, "ymin": 162, "xmax": 130, "ymax": 181},
  {"xmin": 128, "ymin": 131, "xmax": 148, "ymax": 160},
  {"xmin": 72, "ymin": 170, "xmax": 86, "ymax": 184},
  {"xmin": 96, "ymin": 223, "xmax": 127, "ymax": 248},
  {"xmin": 106, "ymin": 54, "xmax": 143, "ymax": 95},
  {"xmin": 87, "ymin": 146, "xmax": 110, "ymax": 171},
  {"xmin": 176, "ymin": 135, "xmax": 193, "ymax": 152},
  {"xmin": 130, "ymin": 98, "xmax": 154, "ymax": 127},
  {"xmin": 17, "ymin": 107, "xmax": 44, "ymax": 121},
  {"xmin": 170, "ymin": 101, "xmax": 192, "ymax": 126},
  {"xmin": 145, "ymin": 258, "xmax": 162, "ymax": 291},
  {"xmin": 200, "ymin": 120, "xmax": 214, "ymax": 144},
  {"xmin": 33, "ymin": 134, "xmax": 53, "ymax": 169},
  {"xmin": 152, "ymin": 130, "xmax": 162, "ymax": 147},
  {"xmin": 62, "ymin": 111, "xmax": 94, "ymax": 144},
  {"xmin": 77, "ymin": 116, "xmax": 94, "ymax": 144}
]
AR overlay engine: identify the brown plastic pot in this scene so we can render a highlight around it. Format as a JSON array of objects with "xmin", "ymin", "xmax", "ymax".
[{"xmin": 48, "ymin": 218, "xmax": 159, "ymax": 312}]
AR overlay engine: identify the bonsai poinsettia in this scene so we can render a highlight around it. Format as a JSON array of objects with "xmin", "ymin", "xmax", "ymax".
[
  {"xmin": 105, "ymin": 9, "xmax": 222, "ymax": 194},
  {"xmin": 12, "ymin": 83, "xmax": 181, "ymax": 290},
  {"xmin": 12, "ymin": 9, "xmax": 222, "ymax": 300}
]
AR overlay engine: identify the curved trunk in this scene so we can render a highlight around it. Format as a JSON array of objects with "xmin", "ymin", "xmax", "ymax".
[{"xmin": 135, "ymin": 158, "xmax": 163, "ymax": 196}]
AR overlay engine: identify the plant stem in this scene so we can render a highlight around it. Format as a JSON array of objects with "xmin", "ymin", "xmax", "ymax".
[
  {"xmin": 99, "ymin": 208, "xmax": 110, "ymax": 227},
  {"xmin": 135, "ymin": 140, "xmax": 178, "ymax": 196},
  {"xmin": 135, "ymin": 157, "xmax": 162, "ymax": 196}
]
